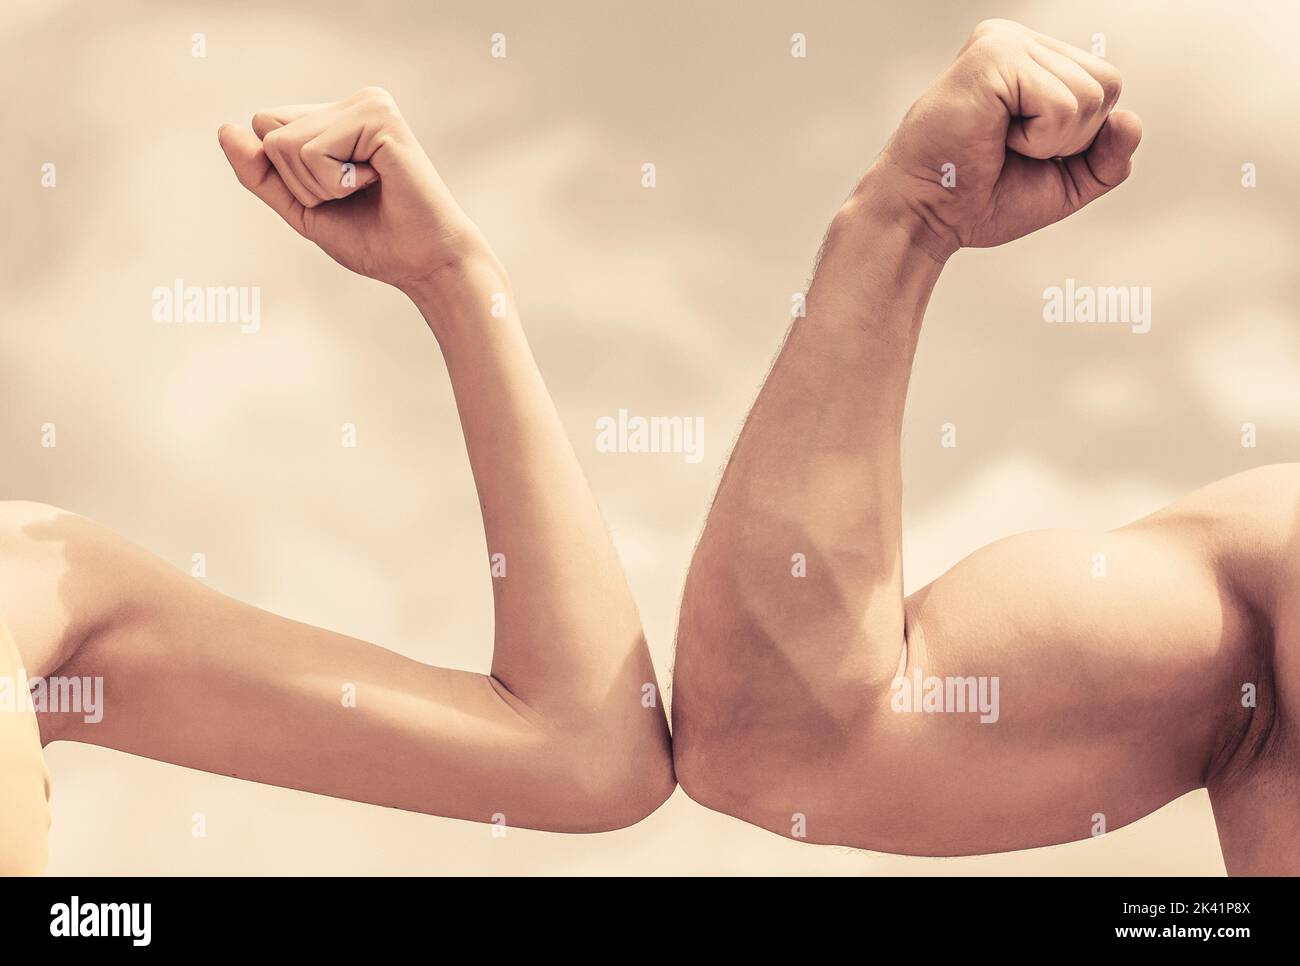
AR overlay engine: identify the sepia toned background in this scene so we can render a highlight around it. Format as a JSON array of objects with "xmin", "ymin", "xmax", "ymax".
[{"xmin": 3, "ymin": 0, "xmax": 1297, "ymax": 875}]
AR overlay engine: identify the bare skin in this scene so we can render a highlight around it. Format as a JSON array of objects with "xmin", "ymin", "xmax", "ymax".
[
  {"xmin": 1, "ymin": 88, "xmax": 674, "ymax": 843},
  {"xmin": 671, "ymin": 20, "xmax": 1299, "ymax": 874}
]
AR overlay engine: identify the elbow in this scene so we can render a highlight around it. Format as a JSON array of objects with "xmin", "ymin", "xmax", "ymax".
[
  {"xmin": 671, "ymin": 656, "xmax": 875, "ymax": 844},
  {"xmin": 669, "ymin": 566, "xmax": 792, "ymax": 826},
  {"xmin": 516, "ymin": 671, "xmax": 675, "ymax": 833},
  {"xmin": 670, "ymin": 659, "xmax": 783, "ymax": 833},
  {"xmin": 672, "ymin": 693, "xmax": 812, "ymax": 840},
  {"xmin": 669, "ymin": 617, "xmax": 797, "ymax": 833},
  {"xmin": 487, "ymin": 629, "xmax": 676, "ymax": 833},
  {"xmin": 577, "ymin": 762, "xmax": 677, "ymax": 834},
  {"xmin": 557, "ymin": 723, "xmax": 677, "ymax": 833},
  {"xmin": 670, "ymin": 574, "xmax": 889, "ymax": 837},
  {"xmin": 671, "ymin": 724, "xmax": 752, "ymax": 826}
]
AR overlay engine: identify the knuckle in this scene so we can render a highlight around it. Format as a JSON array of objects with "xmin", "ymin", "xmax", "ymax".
[
  {"xmin": 960, "ymin": 33, "xmax": 1000, "ymax": 64},
  {"xmin": 371, "ymin": 130, "xmax": 404, "ymax": 155},
  {"xmin": 961, "ymin": 28, "xmax": 1018, "ymax": 66},
  {"xmin": 357, "ymin": 87, "xmax": 401, "ymax": 121},
  {"xmin": 314, "ymin": 153, "xmax": 354, "ymax": 197},
  {"xmin": 971, "ymin": 18, "xmax": 1022, "ymax": 41},
  {"xmin": 1078, "ymin": 80, "xmax": 1106, "ymax": 114},
  {"xmin": 358, "ymin": 85, "xmax": 394, "ymax": 105},
  {"xmin": 1048, "ymin": 93, "xmax": 1078, "ymax": 123},
  {"xmin": 1098, "ymin": 69, "xmax": 1122, "ymax": 103}
]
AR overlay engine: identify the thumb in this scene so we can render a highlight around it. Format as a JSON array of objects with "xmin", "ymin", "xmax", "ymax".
[
  {"xmin": 1066, "ymin": 109, "xmax": 1143, "ymax": 208},
  {"xmin": 217, "ymin": 124, "xmax": 307, "ymax": 234}
]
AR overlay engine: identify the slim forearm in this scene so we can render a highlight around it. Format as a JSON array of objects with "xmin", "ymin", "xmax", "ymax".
[
  {"xmin": 223, "ymin": 87, "xmax": 659, "ymax": 725},
  {"xmin": 410, "ymin": 260, "xmax": 658, "ymax": 721}
]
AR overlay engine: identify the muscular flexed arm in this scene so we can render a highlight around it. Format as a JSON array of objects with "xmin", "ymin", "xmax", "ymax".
[
  {"xmin": 669, "ymin": 21, "xmax": 1278, "ymax": 857},
  {"xmin": 4, "ymin": 88, "xmax": 673, "ymax": 834}
]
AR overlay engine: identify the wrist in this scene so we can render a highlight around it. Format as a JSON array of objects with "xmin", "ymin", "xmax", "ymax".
[
  {"xmin": 835, "ymin": 169, "xmax": 958, "ymax": 268},
  {"xmin": 802, "ymin": 177, "xmax": 946, "ymax": 343},
  {"xmin": 403, "ymin": 249, "xmax": 513, "ymax": 336}
]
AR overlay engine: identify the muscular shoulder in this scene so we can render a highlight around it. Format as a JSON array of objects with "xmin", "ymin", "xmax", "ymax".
[
  {"xmin": 1125, "ymin": 463, "xmax": 1300, "ymax": 612},
  {"xmin": 1162, "ymin": 463, "xmax": 1300, "ymax": 531}
]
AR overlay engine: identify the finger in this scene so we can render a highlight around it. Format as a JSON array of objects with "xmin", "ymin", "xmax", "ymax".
[
  {"xmin": 217, "ymin": 124, "xmax": 307, "ymax": 234},
  {"xmin": 251, "ymin": 103, "xmax": 329, "ymax": 139},
  {"xmin": 299, "ymin": 92, "xmax": 417, "ymax": 192},
  {"xmin": 1030, "ymin": 32, "xmax": 1123, "ymax": 112},
  {"xmin": 1006, "ymin": 55, "xmax": 1080, "ymax": 159},
  {"xmin": 253, "ymin": 104, "xmax": 338, "ymax": 204},
  {"xmin": 302, "ymin": 121, "xmax": 380, "ymax": 199},
  {"xmin": 261, "ymin": 126, "xmax": 325, "ymax": 208},
  {"xmin": 265, "ymin": 117, "xmax": 338, "ymax": 204},
  {"xmin": 1062, "ymin": 109, "xmax": 1143, "ymax": 209},
  {"xmin": 1027, "ymin": 44, "xmax": 1108, "ymax": 156},
  {"xmin": 329, "ymin": 89, "xmax": 421, "ymax": 184},
  {"xmin": 977, "ymin": 108, "xmax": 1141, "ymax": 237},
  {"xmin": 303, "ymin": 144, "xmax": 379, "ymax": 199}
]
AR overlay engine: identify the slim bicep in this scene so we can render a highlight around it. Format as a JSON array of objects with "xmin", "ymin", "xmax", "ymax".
[{"xmin": 38, "ymin": 535, "xmax": 574, "ymax": 827}]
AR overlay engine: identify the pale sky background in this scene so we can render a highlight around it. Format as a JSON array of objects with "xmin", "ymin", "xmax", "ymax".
[{"xmin": 3, "ymin": 0, "xmax": 1297, "ymax": 874}]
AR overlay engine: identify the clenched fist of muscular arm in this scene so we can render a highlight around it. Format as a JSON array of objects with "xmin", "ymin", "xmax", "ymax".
[{"xmin": 877, "ymin": 19, "xmax": 1141, "ymax": 258}]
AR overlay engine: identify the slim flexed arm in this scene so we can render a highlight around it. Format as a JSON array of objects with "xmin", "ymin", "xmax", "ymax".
[{"xmin": 6, "ymin": 88, "xmax": 673, "ymax": 833}]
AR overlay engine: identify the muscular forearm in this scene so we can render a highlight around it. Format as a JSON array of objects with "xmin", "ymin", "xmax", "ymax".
[
  {"xmin": 676, "ymin": 192, "xmax": 942, "ymax": 741},
  {"xmin": 714, "ymin": 191, "xmax": 941, "ymax": 643}
]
